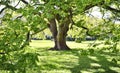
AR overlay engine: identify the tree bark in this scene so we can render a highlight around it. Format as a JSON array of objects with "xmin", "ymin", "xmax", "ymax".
[
  {"xmin": 48, "ymin": 17, "xmax": 70, "ymax": 50},
  {"xmin": 48, "ymin": 18, "xmax": 58, "ymax": 50}
]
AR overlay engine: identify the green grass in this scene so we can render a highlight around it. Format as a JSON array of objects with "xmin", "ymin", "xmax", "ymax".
[
  {"xmin": 29, "ymin": 40, "xmax": 120, "ymax": 73},
  {"xmin": 30, "ymin": 40, "xmax": 105, "ymax": 48}
]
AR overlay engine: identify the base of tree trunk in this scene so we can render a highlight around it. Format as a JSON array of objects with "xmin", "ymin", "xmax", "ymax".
[{"xmin": 49, "ymin": 47, "xmax": 71, "ymax": 51}]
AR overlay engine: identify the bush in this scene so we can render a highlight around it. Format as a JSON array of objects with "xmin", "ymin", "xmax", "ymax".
[
  {"xmin": 75, "ymin": 38, "xmax": 82, "ymax": 43},
  {"xmin": 66, "ymin": 36, "xmax": 75, "ymax": 41},
  {"xmin": 104, "ymin": 40, "xmax": 112, "ymax": 45}
]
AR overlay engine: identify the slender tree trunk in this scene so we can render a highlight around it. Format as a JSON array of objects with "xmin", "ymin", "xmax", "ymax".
[
  {"xmin": 20, "ymin": 31, "xmax": 31, "ymax": 49},
  {"xmin": 48, "ymin": 17, "xmax": 70, "ymax": 50}
]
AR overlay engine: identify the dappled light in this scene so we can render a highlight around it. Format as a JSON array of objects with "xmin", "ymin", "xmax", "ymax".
[
  {"xmin": 88, "ymin": 56, "xmax": 99, "ymax": 62},
  {"xmin": 29, "ymin": 41, "xmax": 120, "ymax": 73}
]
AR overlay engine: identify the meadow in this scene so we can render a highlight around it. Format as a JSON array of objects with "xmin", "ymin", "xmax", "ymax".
[{"xmin": 29, "ymin": 40, "xmax": 120, "ymax": 73}]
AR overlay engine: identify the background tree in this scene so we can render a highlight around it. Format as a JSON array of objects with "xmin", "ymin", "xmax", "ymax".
[{"xmin": 41, "ymin": 0, "xmax": 120, "ymax": 50}]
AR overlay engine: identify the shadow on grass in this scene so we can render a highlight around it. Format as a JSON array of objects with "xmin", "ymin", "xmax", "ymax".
[
  {"xmin": 70, "ymin": 50, "xmax": 120, "ymax": 73},
  {"xmin": 35, "ymin": 47, "xmax": 120, "ymax": 73}
]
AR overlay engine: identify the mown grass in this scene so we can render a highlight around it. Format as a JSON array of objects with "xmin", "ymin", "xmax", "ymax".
[
  {"xmin": 30, "ymin": 40, "xmax": 105, "ymax": 49},
  {"xmin": 29, "ymin": 40, "xmax": 120, "ymax": 73}
]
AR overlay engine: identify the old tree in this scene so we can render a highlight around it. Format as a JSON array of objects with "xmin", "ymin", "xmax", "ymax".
[
  {"xmin": 1, "ymin": 0, "xmax": 120, "ymax": 50},
  {"xmin": 0, "ymin": 0, "xmax": 120, "ymax": 72}
]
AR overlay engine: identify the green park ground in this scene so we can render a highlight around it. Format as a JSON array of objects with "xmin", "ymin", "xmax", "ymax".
[{"xmin": 28, "ymin": 40, "xmax": 120, "ymax": 73}]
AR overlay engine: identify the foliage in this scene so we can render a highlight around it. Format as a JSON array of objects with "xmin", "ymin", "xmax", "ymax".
[{"xmin": 0, "ymin": 11, "xmax": 40, "ymax": 73}]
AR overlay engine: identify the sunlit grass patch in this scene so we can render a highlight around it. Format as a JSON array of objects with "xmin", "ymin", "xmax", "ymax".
[
  {"xmin": 27, "ymin": 40, "xmax": 120, "ymax": 73},
  {"xmin": 30, "ymin": 40, "xmax": 104, "ymax": 49},
  {"xmin": 41, "ymin": 69, "xmax": 71, "ymax": 73}
]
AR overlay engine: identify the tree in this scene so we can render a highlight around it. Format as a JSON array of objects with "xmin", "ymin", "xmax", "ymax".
[
  {"xmin": 41, "ymin": 0, "xmax": 120, "ymax": 50},
  {"xmin": 0, "ymin": 0, "xmax": 120, "ymax": 72},
  {"xmin": 0, "ymin": 0, "xmax": 120, "ymax": 51}
]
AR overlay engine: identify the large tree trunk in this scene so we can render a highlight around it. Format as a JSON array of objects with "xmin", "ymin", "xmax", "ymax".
[
  {"xmin": 48, "ymin": 17, "xmax": 70, "ymax": 50},
  {"xmin": 56, "ymin": 26, "xmax": 70, "ymax": 50}
]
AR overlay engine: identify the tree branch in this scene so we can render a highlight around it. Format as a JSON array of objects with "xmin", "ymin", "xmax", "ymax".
[
  {"xmin": 0, "ymin": 7, "xmax": 7, "ymax": 14},
  {"xmin": 104, "ymin": 5, "xmax": 120, "ymax": 13},
  {"xmin": 79, "ymin": 25, "xmax": 100, "ymax": 37},
  {"xmin": 6, "ymin": 4, "xmax": 17, "ymax": 10},
  {"xmin": 84, "ymin": 0, "xmax": 104, "ymax": 10},
  {"xmin": 21, "ymin": 0, "xmax": 29, "ymax": 4},
  {"xmin": 16, "ymin": 15, "xmax": 23, "ymax": 19},
  {"xmin": 84, "ymin": 0, "xmax": 120, "ymax": 13},
  {"xmin": 15, "ymin": 0, "xmax": 21, "ymax": 7},
  {"xmin": 0, "ymin": 2, "xmax": 17, "ymax": 11},
  {"xmin": 68, "ymin": 8, "xmax": 75, "ymax": 29},
  {"xmin": 0, "ymin": 52, "xmax": 5, "ymax": 55},
  {"xmin": 31, "ymin": 27, "xmax": 47, "ymax": 35}
]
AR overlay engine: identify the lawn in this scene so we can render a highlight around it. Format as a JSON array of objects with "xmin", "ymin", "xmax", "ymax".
[
  {"xmin": 29, "ymin": 40, "xmax": 120, "ymax": 73},
  {"xmin": 30, "ymin": 40, "xmax": 105, "ymax": 48}
]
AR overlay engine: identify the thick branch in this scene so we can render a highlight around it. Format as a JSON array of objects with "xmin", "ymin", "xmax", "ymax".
[
  {"xmin": 84, "ymin": 0, "xmax": 104, "ymax": 10},
  {"xmin": 6, "ymin": 4, "xmax": 17, "ymax": 10},
  {"xmin": 104, "ymin": 5, "xmax": 120, "ymax": 13},
  {"xmin": 0, "ymin": 7, "xmax": 7, "ymax": 14},
  {"xmin": 0, "ymin": 2, "xmax": 17, "ymax": 11},
  {"xmin": 15, "ymin": 0, "xmax": 21, "ymax": 7},
  {"xmin": 0, "ymin": 52, "xmax": 5, "ymax": 55},
  {"xmin": 79, "ymin": 26, "xmax": 91, "ymax": 36},
  {"xmin": 68, "ymin": 8, "xmax": 75, "ymax": 29},
  {"xmin": 21, "ymin": 0, "xmax": 29, "ymax": 4},
  {"xmin": 48, "ymin": 18, "xmax": 58, "ymax": 37},
  {"xmin": 31, "ymin": 27, "xmax": 47, "ymax": 35},
  {"xmin": 16, "ymin": 15, "xmax": 23, "ymax": 19},
  {"xmin": 84, "ymin": 0, "xmax": 120, "ymax": 13},
  {"xmin": 79, "ymin": 25, "xmax": 99, "ymax": 37}
]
